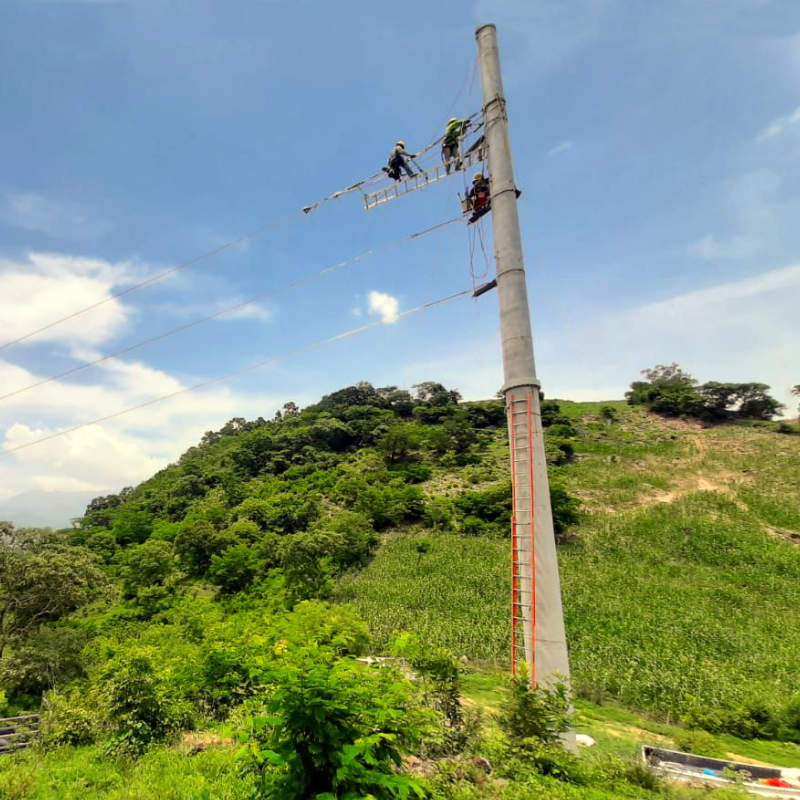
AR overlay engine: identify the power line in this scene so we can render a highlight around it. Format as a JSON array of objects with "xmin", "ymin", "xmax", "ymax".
[
  {"xmin": 0, "ymin": 211, "xmax": 297, "ymax": 353},
  {"xmin": 0, "ymin": 216, "xmax": 462, "ymax": 404},
  {"xmin": 1, "ymin": 287, "xmax": 472, "ymax": 457},
  {"xmin": 0, "ymin": 106, "xmax": 480, "ymax": 353}
]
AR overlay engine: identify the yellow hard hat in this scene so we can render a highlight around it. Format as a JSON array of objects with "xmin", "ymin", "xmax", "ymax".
[
  {"xmin": 473, "ymin": 172, "xmax": 483, "ymax": 183},
  {"xmin": 448, "ymin": 117, "xmax": 458, "ymax": 124},
  {"xmin": 396, "ymin": 140, "xmax": 405, "ymax": 148}
]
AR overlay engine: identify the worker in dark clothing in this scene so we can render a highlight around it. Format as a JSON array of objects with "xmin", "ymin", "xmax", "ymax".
[
  {"xmin": 442, "ymin": 117, "xmax": 470, "ymax": 173},
  {"xmin": 466, "ymin": 172, "xmax": 491, "ymax": 222},
  {"xmin": 382, "ymin": 141, "xmax": 417, "ymax": 181}
]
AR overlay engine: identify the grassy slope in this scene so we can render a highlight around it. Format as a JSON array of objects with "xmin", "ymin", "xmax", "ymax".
[
  {"xmin": 3, "ymin": 401, "xmax": 800, "ymax": 800},
  {"xmin": 339, "ymin": 402, "xmax": 800, "ymax": 716}
]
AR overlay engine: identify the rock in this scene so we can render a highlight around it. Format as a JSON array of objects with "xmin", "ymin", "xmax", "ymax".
[{"xmin": 576, "ymin": 733, "xmax": 596, "ymax": 747}]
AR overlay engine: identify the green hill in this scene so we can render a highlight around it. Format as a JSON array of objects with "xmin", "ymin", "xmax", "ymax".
[{"xmin": 1, "ymin": 384, "xmax": 799, "ymax": 800}]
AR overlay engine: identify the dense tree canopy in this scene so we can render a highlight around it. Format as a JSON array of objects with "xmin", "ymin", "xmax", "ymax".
[{"xmin": 627, "ymin": 364, "xmax": 784, "ymax": 421}]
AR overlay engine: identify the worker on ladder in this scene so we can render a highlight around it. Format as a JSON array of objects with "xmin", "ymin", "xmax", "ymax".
[
  {"xmin": 382, "ymin": 141, "xmax": 417, "ymax": 181},
  {"xmin": 466, "ymin": 172, "xmax": 491, "ymax": 223},
  {"xmin": 442, "ymin": 117, "xmax": 470, "ymax": 173}
]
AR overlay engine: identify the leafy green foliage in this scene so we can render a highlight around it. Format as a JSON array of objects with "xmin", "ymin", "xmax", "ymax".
[
  {"xmin": 501, "ymin": 675, "xmax": 572, "ymax": 745},
  {"xmin": 0, "ymin": 529, "xmax": 104, "ymax": 700},
  {"xmin": 240, "ymin": 647, "xmax": 427, "ymax": 799},
  {"xmin": 627, "ymin": 363, "xmax": 784, "ymax": 421}
]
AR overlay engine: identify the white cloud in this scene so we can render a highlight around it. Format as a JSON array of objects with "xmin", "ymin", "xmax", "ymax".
[
  {"xmin": 0, "ymin": 192, "xmax": 110, "ymax": 238},
  {"xmin": 687, "ymin": 233, "xmax": 760, "ymax": 260},
  {"xmin": 0, "ymin": 252, "xmax": 144, "ymax": 350},
  {"xmin": 548, "ymin": 140, "xmax": 574, "ymax": 156},
  {"xmin": 408, "ymin": 263, "xmax": 800, "ymax": 418},
  {"xmin": 367, "ymin": 290, "xmax": 400, "ymax": 324},
  {"xmin": 537, "ymin": 263, "xmax": 800, "ymax": 413},
  {"xmin": 687, "ymin": 169, "xmax": 780, "ymax": 261},
  {"xmin": 31, "ymin": 475, "xmax": 106, "ymax": 493},
  {"xmin": 215, "ymin": 301, "xmax": 272, "ymax": 322},
  {"xmin": 757, "ymin": 105, "xmax": 800, "ymax": 140}
]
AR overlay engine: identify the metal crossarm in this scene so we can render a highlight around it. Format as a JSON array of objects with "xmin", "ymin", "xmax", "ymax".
[{"xmin": 364, "ymin": 149, "xmax": 485, "ymax": 210}]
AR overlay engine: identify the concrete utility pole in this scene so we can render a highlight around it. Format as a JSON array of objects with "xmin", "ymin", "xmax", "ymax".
[{"xmin": 474, "ymin": 24, "xmax": 572, "ymax": 694}]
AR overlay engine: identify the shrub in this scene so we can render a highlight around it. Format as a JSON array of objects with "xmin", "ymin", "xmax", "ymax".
[
  {"xmin": 240, "ymin": 648, "xmax": 428, "ymax": 800},
  {"xmin": 673, "ymin": 728, "xmax": 725, "ymax": 758},
  {"xmin": 540, "ymin": 401, "xmax": 562, "ymax": 428},
  {"xmin": 389, "ymin": 463, "xmax": 432, "ymax": 484},
  {"xmin": 208, "ymin": 544, "xmax": 263, "ymax": 593},
  {"xmin": 500, "ymin": 675, "xmax": 572, "ymax": 745},
  {"xmin": 424, "ymin": 497, "xmax": 456, "ymax": 531},
  {"xmin": 550, "ymin": 484, "xmax": 580, "ymax": 535},
  {"xmin": 392, "ymin": 633, "xmax": 469, "ymax": 755},
  {"xmin": 545, "ymin": 438, "xmax": 574, "ymax": 466},
  {"xmin": 600, "ymin": 405, "xmax": 617, "ymax": 421},
  {"xmin": 41, "ymin": 687, "xmax": 96, "ymax": 747},
  {"xmin": 461, "ymin": 516, "xmax": 485, "ymax": 536},
  {"xmin": 97, "ymin": 650, "xmax": 190, "ymax": 755},
  {"xmin": 455, "ymin": 483, "xmax": 511, "ymax": 531},
  {"xmin": 682, "ymin": 696, "xmax": 779, "ymax": 739},
  {"xmin": 547, "ymin": 424, "xmax": 576, "ymax": 438},
  {"xmin": 174, "ymin": 519, "xmax": 233, "ymax": 576}
]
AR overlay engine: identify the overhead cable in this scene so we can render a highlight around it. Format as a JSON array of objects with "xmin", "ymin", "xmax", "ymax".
[
  {"xmin": 0, "ymin": 212, "xmax": 298, "ymax": 353},
  {"xmin": 0, "ymin": 216, "xmax": 462, "ymax": 404},
  {"xmin": 2, "ymin": 109, "xmax": 482, "ymax": 353},
  {"xmin": 301, "ymin": 110, "xmax": 482, "ymax": 215},
  {"xmin": 0, "ymin": 287, "xmax": 473, "ymax": 457}
]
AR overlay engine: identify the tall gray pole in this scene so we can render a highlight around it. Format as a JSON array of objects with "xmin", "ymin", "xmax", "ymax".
[{"xmin": 475, "ymin": 24, "xmax": 572, "ymax": 695}]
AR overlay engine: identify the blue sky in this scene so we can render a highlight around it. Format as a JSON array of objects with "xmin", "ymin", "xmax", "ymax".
[{"xmin": 1, "ymin": 0, "xmax": 799, "ymax": 524}]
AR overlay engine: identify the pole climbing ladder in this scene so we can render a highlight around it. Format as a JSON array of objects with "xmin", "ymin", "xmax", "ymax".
[{"xmin": 508, "ymin": 390, "xmax": 535, "ymax": 678}]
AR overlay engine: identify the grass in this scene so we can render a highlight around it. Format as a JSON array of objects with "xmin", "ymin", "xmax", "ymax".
[
  {"xmin": 336, "ymin": 531, "xmax": 510, "ymax": 663},
  {"xmin": 5, "ymin": 402, "xmax": 800, "ymax": 800},
  {"xmin": 0, "ymin": 744, "xmax": 249, "ymax": 800},
  {"xmin": 341, "ymin": 404, "xmax": 800, "ymax": 719}
]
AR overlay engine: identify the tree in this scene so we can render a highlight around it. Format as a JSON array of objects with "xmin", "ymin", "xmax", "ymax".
[
  {"xmin": 413, "ymin": 381, "xmax": 461, "ymax": 406},
  {"xmin": 118, "ymin": 539, "xmax": 181, "ymax": 615},
  {"xmin": 699, "ymin": 382, "xmax": 783, "ymax": 421},
  {"xmin": 173, "ymin": 520, "xmax": 233, "ymax": 576},
  {"xmin": 0, "ymin": 536, "xmax": 104, "ymax": 660},
  {"xmin": 379, "ymin": 426, "xmax": 414, "ymax": 465},
  {"xmin": 641, "ymin": 363, "xmax": 697, "ymax": 387},
  {"xmin": 208, "ymin": 544, "xmax": 263, "ymax": 594},
  {"xmin": 793, "ymin": 385, "xmax": 800, "ymax": 416}
]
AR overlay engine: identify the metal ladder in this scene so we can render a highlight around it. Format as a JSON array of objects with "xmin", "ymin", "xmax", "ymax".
[
  {"xmin": 508, "ymin": 390, "xmax": 535, "ymax": 681},
  {"xmin": 363, "ymin": 148, "xmax": 485, "ymax": 210}
]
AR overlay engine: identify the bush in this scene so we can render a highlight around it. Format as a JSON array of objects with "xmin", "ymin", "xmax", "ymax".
[
  {"xmin": 208, "ymin": 544, "xmax": 263, "ymax": 593},
  {"xmin": 682, "ymin": 696, "xmax": 779, "ymax": 739},
  {"xmin": 673, "ymin": 728, "xmax": 725, "ymax": 758},
  {"xmin": 41, "ymin": 687, "xmax": 96, "ymax": 747},
  {"xmin": 455, "ymin": 483, "xmax": 511, "ymax": 531},
  {"xmin": 500, "ymin": 675, "xmax": 572, "ymax": 745},
  {"xmin": 240, "ymin": 648, "xmax": 428, "ymax": 800},
  {"xmin": 547, "ymin": 424, "xmax": 576, "ymax": 438},
  {"xmin": 545, "ymin": 438, "xmax": 574, "ymax": 466},
  {"xmin": 391, "ymin": 633, "xmax": 471, "ymax": 755},
  {"xmin": 389, "ymin": 463, "xmax": 432, "ymax": 484},
  {"xmin": 550, "ymin": 484, "xmax": 580, "ymax": 535},
  {"xmin": 174, "ymin": 519, "xmax": 233, "ymax": 576},
  {"xmin": 97, "ymin": 650, "xmax": 190, "ymax": 755}
]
